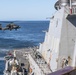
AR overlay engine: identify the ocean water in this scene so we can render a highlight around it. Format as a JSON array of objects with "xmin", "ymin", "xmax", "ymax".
[{"xmin": 0, "ymin": 21, "xmax": 49, "ymax": 75}]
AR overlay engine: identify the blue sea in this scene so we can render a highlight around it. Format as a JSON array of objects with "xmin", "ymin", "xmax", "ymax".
[{"xmin": 0, "ymin": 21, "xmax": 49, "ymax": 75}]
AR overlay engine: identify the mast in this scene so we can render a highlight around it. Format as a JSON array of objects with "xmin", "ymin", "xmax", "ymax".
[{"xmin": 70, "ymin": 0, "xmax": 72, "ymax": 14}]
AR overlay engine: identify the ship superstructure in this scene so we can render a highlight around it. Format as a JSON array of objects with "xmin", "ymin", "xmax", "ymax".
[{"xmin": 37, "ymin": 0, "xmax": 76, "ymax": 72}]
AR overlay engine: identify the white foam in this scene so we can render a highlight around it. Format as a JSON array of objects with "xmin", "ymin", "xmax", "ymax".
[
  {"xmin": 0, "ymin": 49, "xmax": 9, "ymax": 52},
  {"xmin": 0, "ymin": 57, "xmax": 4, "ymax": 60}
]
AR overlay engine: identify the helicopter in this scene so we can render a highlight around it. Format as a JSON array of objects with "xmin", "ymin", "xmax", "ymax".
[{"xmin": 2, "ymin": 22, "xmax": 21, "ymax": 31}]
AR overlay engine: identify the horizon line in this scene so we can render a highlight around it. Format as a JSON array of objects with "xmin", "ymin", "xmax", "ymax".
[{"xmin": 0, "ymin": 20, "xmax": 50, "ymax": 21}]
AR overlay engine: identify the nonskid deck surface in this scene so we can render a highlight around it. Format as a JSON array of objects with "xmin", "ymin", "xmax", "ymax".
[{"xmin": 15, "ymin": 47, "xmax": 51, "ymax": 74}]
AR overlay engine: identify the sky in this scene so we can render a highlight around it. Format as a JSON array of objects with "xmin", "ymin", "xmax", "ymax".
[{"xmin": 0, "ymin": 0, "xmax": 57, "ymax": 21}]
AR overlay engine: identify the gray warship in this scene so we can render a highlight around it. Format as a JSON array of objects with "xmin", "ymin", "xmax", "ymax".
[{"xmin": 4, "ymin": 0, "xmax": 76, "ymax": 75}]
